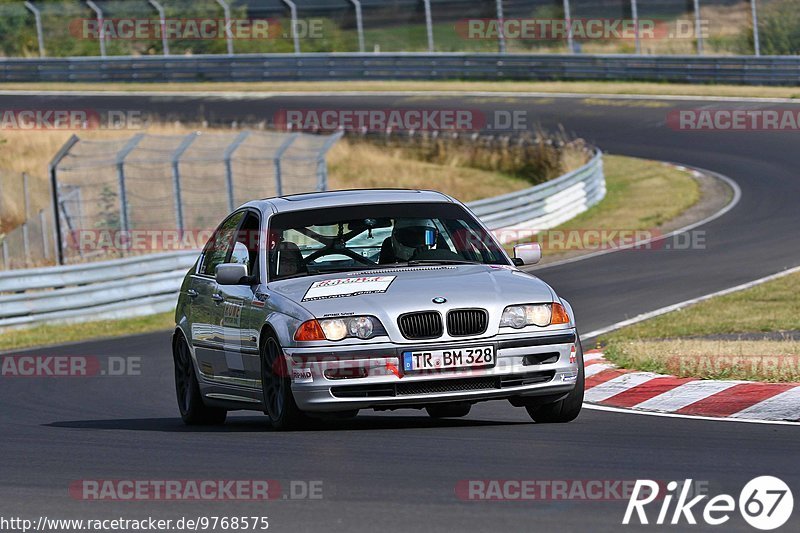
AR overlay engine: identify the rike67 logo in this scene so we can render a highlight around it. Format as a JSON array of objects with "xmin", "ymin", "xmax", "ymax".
[{"xmin": 624, "ymin": 477, "xmax": 794, "ymax": 530}]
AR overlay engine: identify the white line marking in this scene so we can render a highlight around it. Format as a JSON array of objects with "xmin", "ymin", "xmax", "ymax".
[
  {"xmin": 582, "ymin": 264, "xmax": 800, "ymax": 340},
  {"xmin": 530, "ymin": 165, "xmax": 741, "ymax": 271},
  {"xmin": 0, "ymin": 89, "xmax": 798, "ymax": 104},
  {"xmin": 584, "ymin": 403, "xmax": 800, "ymax": 426},
  {"xmin": 583, "ymin": 352, "xmax": 605, "ymax": 362},
  {"xmin": 584, "ymin": 363, "xmax": 614, "ymax": 378},
  {"xmin": 730, "ymin": 386, "xmax": 800, "ymax": 421},
  {"xmin": 633, "ymin": 380, "xmax": 742, "ymax": 413},
  {"xmin": 584, "ymin": 372, "xmax": 659, "ymax": 402}
]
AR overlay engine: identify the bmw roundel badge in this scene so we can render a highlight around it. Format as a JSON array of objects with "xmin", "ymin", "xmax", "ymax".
[{"xmin": 432, "ymin": 297, "xmax": 447, "ymax": 304}]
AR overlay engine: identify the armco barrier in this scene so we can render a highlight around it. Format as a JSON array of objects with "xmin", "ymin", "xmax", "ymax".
[
  {"xmin": 0, "ymin": 153, "xmax": 605, "ymax": 329},
  {"xmin": 470, "ymin": 151, "xmax": 604, "ymax": 237},
  {"xmin": 0, "ymin": 251, "xmax": 197, "ymax": 328},
  {"xmin": 1, "ymin": 53, "xmax": 799, "ymax": 85}
]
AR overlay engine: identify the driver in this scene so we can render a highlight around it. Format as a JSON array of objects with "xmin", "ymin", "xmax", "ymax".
[{"xmin": 386, "ymin": 218, "xmax": 439, "ymax": 262}]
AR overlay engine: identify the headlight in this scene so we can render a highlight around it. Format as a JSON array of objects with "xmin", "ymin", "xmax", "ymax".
[
  {"xmin": 317, "ymin": 316, "xmax": 384, "ymax": 341},
  {"xmin": 319, "ymin": 319, "xmax": 349, "ymax": 341},
  {"xmin": 500, "ymin": 303, "xmax": 570, "ymax": 328}
]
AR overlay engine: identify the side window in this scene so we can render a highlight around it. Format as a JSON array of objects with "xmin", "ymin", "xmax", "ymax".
[
  {"xmin": 233, "ymin": 211, "xmax": 261, "ymax": 279},
  {"xmin": 199, "ymin": 211, "xmax": 246, "ymax": 276}
]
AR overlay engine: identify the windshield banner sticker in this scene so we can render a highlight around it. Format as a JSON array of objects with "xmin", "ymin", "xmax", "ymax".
[{"xmin": 302, "ymin": 276, "xmax": 397, "ymax": 302}]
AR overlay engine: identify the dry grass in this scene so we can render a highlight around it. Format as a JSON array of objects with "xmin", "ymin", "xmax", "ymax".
[
  {"xmin": 327, "ymin": 139, "xmax": 531, "ymax": 202},
  {"xmin": 0, "ymin": 312, "xmax": 174, "ymax": 353},
  {"xmin": 520, "ymin": 155, "xmax": 700, "ymax": 262},
  {"xmin": 1, "ymin": 80, "xmax": 799, "ymax": 99},
  {"xmin": 0, "ymin": 125, "xmax": 195, "ymax": 232},
  {"xmin": 601, "ymin": 270, "xmax": 800, "ymax": 382},
  {"xmin": 604, "ymin": 339, "xmax": 800, "ymax": 382},
  {"xmin": 0, "ymin": 126, "xmax": 539, "ymax": 233}
]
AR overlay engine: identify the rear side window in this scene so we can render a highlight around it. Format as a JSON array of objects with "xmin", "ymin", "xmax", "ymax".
[{"xmin": 198, "ymin": 211, "xmax": 246, "ymax": 276}]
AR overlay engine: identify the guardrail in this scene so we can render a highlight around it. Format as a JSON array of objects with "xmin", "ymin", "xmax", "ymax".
[
  {"xmin": 470, "ymin": 150, "xmax": 604, "ymax": 239},
  {"xmin": 1, "ymin": 53, "xmax": 799, "ymax": 85},
  {"xmin": 0, "ymin": 153, "xmax": 605, "ymax": 329},
  {"xmin": 0, "ymin": 252, "xmax": 197, "ymax": 328}
]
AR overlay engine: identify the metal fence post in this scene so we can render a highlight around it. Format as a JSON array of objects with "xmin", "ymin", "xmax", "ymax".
[
  {"xmin": 23, "ymin": 1, "xmax": 45, "ymax": 57},
  {"xmin": 215, "ymin": 0, "xmax": 234, "ymax": 55},
  {"xmin": 349, "ymin": 0, "xmax": 365, "ymax": 53},
  {"xmin": 48, "ymin": 135, "xmax": 80, "ymax": 265},
  {"xmin": 495, "ymin": 0, "xmax": 506, "ymax": 54},
  {"xmin": 115, "ymin": 134, "xmax": 144, "ymax": 240},
  {"xmin": 21, "ymin": 173, "xmax": 30, "ymax": 265},
  {"xmin": 693, "ymin": 0, "xmax": 703, "ymax": 55},
  {"xmin": 40, "ymin": 210, "xmax": 49, "ymax": 260},
  {"xmin": 282, "ymin": 0, "xmax": 301, "ymax": 54},
  {"xmin": 223, "ymin": 131, "xmax": 251, "ymax": 211},
  {"xmin": 148, "ymin": 0, "xmax": 170, "ymax": 56},
  {"xmin": 1, "ymin": 240, "xmax": 8, "ymax": 270},
  {"xmin": 563, "ymin": 0, "xmax": 574, "ymax": 53},
  {"xmin": 423, "ymin": 0, "xmax": 434, "ymax": 52},
  {"xmin": 85, "ymin": 1, "xmax": 107, "ymax": 57},
  {"xmin": 315, "ymin": 132, "xmax": 344, "ymax": 192},
  {"xmin": 171, "ymin": 133, "xmax": 198, "ymax": 233},
  {"xmin": 273, "ymin": 133, "xmax": 299, "ymax": 196},
  {"xmin": 751, "ymin": 0, "xmax": 760, "ymax": 57},
  {"xmin": 631, "ymin": 0, "xmax": 640, "ymax": 55}
]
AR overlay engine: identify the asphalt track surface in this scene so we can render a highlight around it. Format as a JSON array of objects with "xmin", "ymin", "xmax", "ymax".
[{"xmin": 1, "ymin": 92, "xmax": 799, "ymax": 532}]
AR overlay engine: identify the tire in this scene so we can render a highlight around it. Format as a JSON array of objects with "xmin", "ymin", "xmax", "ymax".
[
  {"xmin": 173, "ymin": 335, "xmax": 227, "ymax": 425},
  {"xmin": 261, "ymin": 335, "xmax": 308, "ymax": 430},
  {"xmin": 426, "ymin": 402, "xmax": 472, "ymax": 418},
  {"xmin": 526, "ymin": 337, "xmax": 585, "ymax": 424}
]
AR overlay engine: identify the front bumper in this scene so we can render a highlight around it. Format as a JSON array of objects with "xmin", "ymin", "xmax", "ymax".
[{"xmin": 284, "ymin": 330, "xmax": 580, "ymax": 412}]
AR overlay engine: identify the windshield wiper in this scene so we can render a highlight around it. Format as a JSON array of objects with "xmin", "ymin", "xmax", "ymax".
[{"xmin": 406, "ymin": 259, "xmax": 481, "ymax": 265}]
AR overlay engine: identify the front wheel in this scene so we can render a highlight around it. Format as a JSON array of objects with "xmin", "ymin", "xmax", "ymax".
[
  {"xmin": 261, "ymin": 335, "xmax": 308, "ymax": 430},
  {"xmin": 173, "ymin": 335, "xmax": 227, "ymax": 425},
  {"xmin": 526, "ymin": 338, "xmax": 584, "ymax": 424}
]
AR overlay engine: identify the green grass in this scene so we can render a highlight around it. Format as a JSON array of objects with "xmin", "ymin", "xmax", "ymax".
[
  {"xmin": 0, "ymin": 312, "xmax": 174, "ymax": 353},
  {"xmin": 519, "ymin": 155, "xmax": 700, "ymax": 262},
  {"xmin": 1, "ymin": 81, "xmax": 799, "ymax": 100},
  {"xmin": 600, "ymin": 270, "xmax": 800, "ymax": 381}
]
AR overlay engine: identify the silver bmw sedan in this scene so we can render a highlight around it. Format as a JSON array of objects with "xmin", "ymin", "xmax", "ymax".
[{"xmin": 173, "ymin": 189, "xmax": 584, "ymax": 429}]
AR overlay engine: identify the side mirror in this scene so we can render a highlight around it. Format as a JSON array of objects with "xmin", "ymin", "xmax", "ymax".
[
  {"xmin": 513, "ymin": 243, "xmax": 541, "ymax": 266},
  {"xmin": 216, "ymin": 263, "xmax": 249, "ymax": 285}
]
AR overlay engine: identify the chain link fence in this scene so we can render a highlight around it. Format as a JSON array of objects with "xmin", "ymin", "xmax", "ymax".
[
  {"xmin": 0, "ymin": 0, "xmax": 777, "ymax": 58},
  {"xmin": 0, "ymin": 171, "xmax": 55, "ymax": 271},
  {"xmin": 46, "ymin": 129, "xmax": 341, "ymax": 265}
]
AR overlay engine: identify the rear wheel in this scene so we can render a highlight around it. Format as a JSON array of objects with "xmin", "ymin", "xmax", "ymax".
[
  {"xmin": 526, "ymin": 338, "xmax": 584, "ymax": 424},
  {"xmin": 261, "ymin": 335, "xmax": 308, "ymax": 430},
  {"xmin": 173, "ymin": 335, "xmax": 227, "ymax": 425},
  {"xmin": 426, "ymin": 402, "xmax": 471, "ymax": 418}
]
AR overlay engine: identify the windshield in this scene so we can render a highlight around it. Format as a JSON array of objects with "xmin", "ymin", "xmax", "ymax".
[{"xmin": 267, "ymin": 202, "xmax": 509, "ymax": 281}]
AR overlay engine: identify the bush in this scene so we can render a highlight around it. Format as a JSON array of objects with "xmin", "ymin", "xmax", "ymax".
[{"xmin": 357, "ymin": 130, "xmax": 591, "ymax": 187}]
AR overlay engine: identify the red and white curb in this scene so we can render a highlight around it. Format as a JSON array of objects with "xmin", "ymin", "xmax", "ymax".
[{"xmin": 582, "ymin": 350, "xmax": 800, "ymax": 423}]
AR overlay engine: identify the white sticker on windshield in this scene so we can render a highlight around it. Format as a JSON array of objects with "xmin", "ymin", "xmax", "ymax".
[{"xmin": 302, "ymin": 276, "xmax": 396, "ymax": 302}]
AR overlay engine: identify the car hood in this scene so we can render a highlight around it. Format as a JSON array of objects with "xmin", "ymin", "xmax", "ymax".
[{"xmin": 268, "ymin": 264, "xmax": 557, "ymax": 320}]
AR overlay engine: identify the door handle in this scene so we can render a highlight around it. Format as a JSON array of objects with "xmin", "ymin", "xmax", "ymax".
[
  {"xmin": 187, "ymin": 289, "xmax": 198, "ymax": 298},
  {"xmin": 212, "ymin": 293, "xmax": 224, "ymax": 303}
]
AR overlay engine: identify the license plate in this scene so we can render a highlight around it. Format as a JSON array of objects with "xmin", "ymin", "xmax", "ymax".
[{"xmin": 402, "ymin": 346, "xmax": 495, "ymax": 372}]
